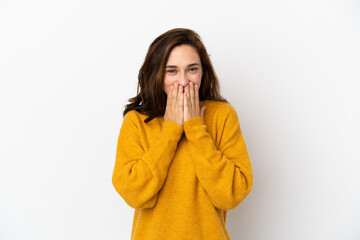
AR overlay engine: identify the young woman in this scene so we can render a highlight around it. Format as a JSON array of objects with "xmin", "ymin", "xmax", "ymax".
[{"xmin": 112, "ymin": 28, "xmax": 253, "ymax": 240}]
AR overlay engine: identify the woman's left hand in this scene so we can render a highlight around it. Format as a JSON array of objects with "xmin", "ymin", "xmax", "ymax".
[{"xmin": 184, "ymin": 82, "xmax": 206, "ymax": 121}]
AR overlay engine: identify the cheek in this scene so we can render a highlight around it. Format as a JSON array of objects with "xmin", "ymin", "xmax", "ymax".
[
  {"xmin": 163, "ymin": 77, "xmax": 173, "ymax": 94},
  {"xmin": 193, "ymin": 72, "xmax": 202, "ymax": 86}
]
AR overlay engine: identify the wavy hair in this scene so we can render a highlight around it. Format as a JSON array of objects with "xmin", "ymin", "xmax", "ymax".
[{"xmin": 123, "ymin": 28, "xmax": 228, "ymax": 123}]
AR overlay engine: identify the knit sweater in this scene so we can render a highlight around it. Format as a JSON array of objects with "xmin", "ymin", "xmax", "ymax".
[{"xmin": 112, "ymin": 100, "xmax": 253, "ymax": 240}]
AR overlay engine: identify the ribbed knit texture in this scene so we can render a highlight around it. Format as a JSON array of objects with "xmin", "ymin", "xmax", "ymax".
[{"xmin": 112, "ymin": 100, "xmax": 253, "ymax": 240}]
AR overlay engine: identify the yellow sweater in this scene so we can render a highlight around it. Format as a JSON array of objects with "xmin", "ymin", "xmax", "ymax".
[{"xmin": 112, "ymin": 100, "xmax": 253, "ymax": 240}]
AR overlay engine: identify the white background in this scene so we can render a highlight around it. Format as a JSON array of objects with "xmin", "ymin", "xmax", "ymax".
[{"xmin": 0, "ymin": 0, "xmax": 359, "ymax": 239}]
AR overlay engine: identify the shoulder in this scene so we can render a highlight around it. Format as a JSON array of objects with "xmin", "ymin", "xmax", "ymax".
[
  {"xmin": 202, "ymin": 100, "xmax": 243, "ymax": 140},
  {"xmin": 122, "ymin": 109, "xmax": 148, "ymax": 129},
  {"xmin": 203, "ymin": 100, "xmax": 241, "ymax": 133},
  {"xmin": 203, "ymin": 100, "xmax": 237, "ymax": 118},
  {"xmin": 124, "ymin": 109, "xmax": 144, "ymax": 120}
]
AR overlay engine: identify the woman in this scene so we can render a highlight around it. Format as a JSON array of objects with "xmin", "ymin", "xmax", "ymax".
[{"xmin": 112, "ymin": 28, "xmax": 253, "ymax": 240}]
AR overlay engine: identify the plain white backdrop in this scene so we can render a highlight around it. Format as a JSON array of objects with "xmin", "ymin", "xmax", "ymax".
[{"xmin": 0, "ymin": 0, "xmax": 359, "ymax": 239}]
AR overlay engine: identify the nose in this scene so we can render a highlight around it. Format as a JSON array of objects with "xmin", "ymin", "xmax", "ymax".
[{"xmin": 178, "ymin": 71, "xmax": 189, "ymax": 88}]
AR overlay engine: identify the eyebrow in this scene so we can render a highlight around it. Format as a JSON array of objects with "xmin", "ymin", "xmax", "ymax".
[{"xmin": 165, "ymin": 63, "xmax": 200, "ymax": 68}]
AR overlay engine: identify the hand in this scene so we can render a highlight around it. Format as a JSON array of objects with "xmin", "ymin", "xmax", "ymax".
[
  {"xmin": 164, "ymin": 82, "xmax": 184, "ymax": 126},
  {"xmin": 184, "ymin": 82, "xmax": 206, "ymax": 121}
]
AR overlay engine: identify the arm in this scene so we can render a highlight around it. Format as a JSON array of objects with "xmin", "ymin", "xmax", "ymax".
[
  {"xmin": 183, "ymin": 105, "xmax": 253, "ymax": 210},
  {"xmin": 112, "ymin": 111, "xmax": 183, "ymax": 209}
]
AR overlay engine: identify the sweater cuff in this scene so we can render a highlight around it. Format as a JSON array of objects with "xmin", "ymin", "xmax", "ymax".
[
  {"xmin": 162, "ymin": 120, "xmax": 184, "ymax": 142},
  {"xmin": 183, "ymin": 116, "xmax": 205, "ymax": 137}
]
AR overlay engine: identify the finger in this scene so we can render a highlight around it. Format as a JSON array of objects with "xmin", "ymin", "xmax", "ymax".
[
  {"xmin": 173, "ymin": 82, "xmax": 178, "ymax": 106},
  {"xmin": 185, "ymin": 84, "xmax": 190, "ymax": 111},
  {"xmin": 190, "ymin": 82, "xmax": 196, "ymax": 112},
  {"xmin": 167, "ymin": 85, "xmax": 173, "ymax": 108},
  {"xmin": 184, "ymin": 86, "xmax": 188, "ymax": 118},
  {"xmin": 194, "ymin": 83, "xmax": 199, "ymax": 111},
  {"xmin": 189, "ymin": 82, "xmax": 195, "ymax": 109},
  {"xmin": 201, "ymin": 106, "xmax": 206, "ymax": 117},
  {"xmin": 177, "ymin": 85, "xmax": 182, "ymax": 107},
  {"xmin": 179, "ymin": 88, "xmax": 184, "ymax": 113}
]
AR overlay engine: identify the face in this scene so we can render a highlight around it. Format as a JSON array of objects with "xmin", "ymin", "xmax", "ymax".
[{"xmin": 163, "ymin": 44, "xmax": 203, "ymax": 95}]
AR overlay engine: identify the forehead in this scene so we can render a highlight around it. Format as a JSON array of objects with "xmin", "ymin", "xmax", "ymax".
[{"xmin": 166, "ymin": 44, "xmax": 201, "ymax": 64}]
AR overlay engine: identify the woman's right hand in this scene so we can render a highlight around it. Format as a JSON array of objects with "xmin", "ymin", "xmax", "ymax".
[{"xmin": 164, "ymin": 82, "xmax": 184, "ymax": 126}]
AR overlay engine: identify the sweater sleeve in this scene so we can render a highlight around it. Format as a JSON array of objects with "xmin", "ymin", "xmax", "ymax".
[
  {"xmin": 112, "ymin": 111, "xmax": 184, "ymax": 209},
  {"xmin": 183, "ymin": 105, "xmax": 253, "ymax": 210}
]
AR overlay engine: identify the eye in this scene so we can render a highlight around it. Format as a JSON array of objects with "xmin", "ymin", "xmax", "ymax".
[
  {"xmin": 166, "ymin": 69, "xmax": 176, "ymax": 74},
  {"xmin": 189, "ymin": 67, "xmax": 198, "ymax": 72}
]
